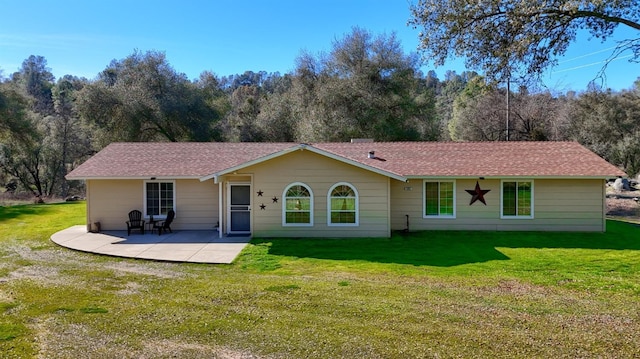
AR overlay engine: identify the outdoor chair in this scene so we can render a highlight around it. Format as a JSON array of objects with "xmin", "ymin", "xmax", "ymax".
[
  {"xmin": 153, "ymin": 209, "xmax": 175, "ymax": 235},
  {"xmin": 126, "ymin": 210, "xmax": 145, "ymax": 235}
]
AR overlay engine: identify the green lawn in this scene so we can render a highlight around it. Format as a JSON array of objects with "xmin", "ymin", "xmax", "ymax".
[{"xmin": 1, "ymin": 202, "xmax": 639, "ymax": 358}]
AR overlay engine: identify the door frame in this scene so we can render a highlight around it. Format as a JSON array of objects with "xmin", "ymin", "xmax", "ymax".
[{"xmin": 226, "ymin": 182, "xmax": 252, "ymax": 235}]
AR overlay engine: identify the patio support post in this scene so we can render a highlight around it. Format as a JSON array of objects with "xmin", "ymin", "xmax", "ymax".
[{"xmin": 219, "ymin": 179, "xmax": 223, "ymax": 238}]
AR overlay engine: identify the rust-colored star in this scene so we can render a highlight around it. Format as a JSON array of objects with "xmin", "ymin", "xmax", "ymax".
[{"xmin": 466, "ymin": 181, "xmax": 490, "ymax": 205}]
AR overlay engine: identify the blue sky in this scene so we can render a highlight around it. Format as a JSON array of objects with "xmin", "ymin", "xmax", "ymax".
[{"xmin": 0, "ymin": 0, "xmax": 637, "ymax": 91}]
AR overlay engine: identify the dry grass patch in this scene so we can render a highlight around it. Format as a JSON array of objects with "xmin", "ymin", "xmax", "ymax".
[
  {"xmin": 32, "ymin": 317, "xmax": 260, "ymax": 359},
  {"xmin": 2, "ymin": 202, "xmax": 640, "ymax": 358}
]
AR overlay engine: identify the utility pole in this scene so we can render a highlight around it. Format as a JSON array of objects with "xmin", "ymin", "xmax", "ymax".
[{"xmin": 506, "ymin": 77, "xmax": 510, "ymax": 141}]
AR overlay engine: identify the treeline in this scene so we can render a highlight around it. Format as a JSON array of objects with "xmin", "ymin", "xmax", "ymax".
[{"xmin": 1, "ymin": 28, "xmax": 639, "ymax": 199}]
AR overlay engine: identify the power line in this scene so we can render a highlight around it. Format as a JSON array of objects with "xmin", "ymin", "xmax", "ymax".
[
  {"xmin": 552, "ymin": 54, "xmax": 633, "ymax": 74},
  {"xmin": 557, "ymin": 46, "xmax": 620, "ymax": 64}
]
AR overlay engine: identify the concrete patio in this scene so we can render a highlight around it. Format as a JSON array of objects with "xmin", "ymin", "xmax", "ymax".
[{"xmin": 51, "ymin": 225, "xmax": 250, "ymax": 264}]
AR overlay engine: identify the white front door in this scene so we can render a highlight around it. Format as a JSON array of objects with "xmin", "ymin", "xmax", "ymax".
[{"xmin": 228, "ymin": 183, "xmax": 251, "ymax": 234}]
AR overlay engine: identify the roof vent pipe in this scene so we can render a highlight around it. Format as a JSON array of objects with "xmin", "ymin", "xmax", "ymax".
[{"xmin": 368, "ymin": 151, "xmax": 375, "ymax": 159}]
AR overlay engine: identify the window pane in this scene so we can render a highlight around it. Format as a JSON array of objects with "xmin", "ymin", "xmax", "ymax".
[
  {"xmin": 284, "ymin": 184, "xmax": 311, "ymax": 224},
  {"xmin": 286, "ymin": 212, "xmax": 310, "ymax": 224},
  {"xmin": 439, "ymin": 182, "xmax": 454, "ymax": 216},
  {"xmin": 298, "ymin": 198, "xmax": 310, "ymax": 211},
  {"xmin": 330, "ymin": 199, "xmax": 341, "ymax": 211},
  {"xmin": 330, "ymin": 198, "xmax": 354, "ymax": 211},
  {"xmin": 330, "ymin": 198, "xmax": 356, "ymax": 211},
  {"xmin": 146, "ymin": 182, "xmax": 160, "ymax": 216},
  {"xmin": 331, "ymin": 185, "xmax": 355, "ymax": 197},
  {"xmin": 329, "ymin": 184, "xmax": 356, "ymax": 224},
  {"xmin": 517, "ymin": 182, "xmax": 532, "ymax": 216},
  {"xmin": 285, "ymin": 199, "xmax": 297, "ymax": 211},
  {"xmin": 426, "ymin": 182, "xmax": 454, "ymax": 216},
  {"xmin": 503, "ymin": 182, "xmax": 516, "ymax": 216},
  {"xmin": 146, "ymin": 182, "xmax": 174, "ymax": 216},
  {"xmin": 341, "ymin": 198, "xmax": 355, "ymax": 210},
  {"xmin": 231, "ymin": 185, "xmax": 250, "ymax": 205},
  {"xmin": 331, "ymin": 212, "xmax": 355, "ymax": 224},
  {"xmin": 285, "ymin": 198, "xmax": 310, "ymax": 211},
  {"xmin": 160, "ymin": 182, "xmax": 174, "ymax": 215},
  {"xmin": 425, "ymin": 182, "xmax": 439, "ymax": 216},
  {"xmin": 286, "ymin": 185, "xmax": 310, "ymax": 198}
]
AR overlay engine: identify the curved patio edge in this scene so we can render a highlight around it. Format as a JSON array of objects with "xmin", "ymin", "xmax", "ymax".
[{"xmin": 51, "ymin": 226, "xmax": 249, "ymax": 264}]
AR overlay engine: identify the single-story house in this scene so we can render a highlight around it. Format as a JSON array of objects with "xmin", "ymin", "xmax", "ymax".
[{"xmin": 65, "ymin": 141, "xmax": 626, "ymax": 237}]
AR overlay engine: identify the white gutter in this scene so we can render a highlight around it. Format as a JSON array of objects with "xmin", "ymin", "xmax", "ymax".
[
  {"xmin": 404, "ymin": 175, "xmax": 622, "ymax": 180},
  {"xmin": 66, "ymin": 175, "xmax": 202, "ymax": 181}
]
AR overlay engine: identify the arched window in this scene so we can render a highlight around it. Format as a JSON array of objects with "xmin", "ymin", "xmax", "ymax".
[
  {"xmin": 283, "ymin": 183, "xmax": 313, "ymax": 226},
  {"xmin": 328, "ymin": 182, "xmax": 358, "ymax": 226}
]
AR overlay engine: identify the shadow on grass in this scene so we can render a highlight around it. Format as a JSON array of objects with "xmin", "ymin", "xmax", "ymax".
[
  {"xmin": 0, "ymin": 203, "xmax": 61, "ymax": 222},
  {"xmin": 251, "ymin": 220, "xmax": 640, "ymax": 267}
]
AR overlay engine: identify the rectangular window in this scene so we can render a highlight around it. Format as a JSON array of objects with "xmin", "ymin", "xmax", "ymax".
[
  {"xmin": 286, "ymin": 210, "xmax": 310, "ymax": 224},
  {"xmin": 330, "ymin": 197, "xmax": 356, "ymax": 223},
  {"xmin": 502, "ymin": 181, "xmax": 533, "ymax": 218},
  {"xmin": 424, "ymin": 181, "xmax": 455, "ymax": 218},
  {"xmin": 145, "ymin": 181, "xmax": 175, "ymax": 217}
]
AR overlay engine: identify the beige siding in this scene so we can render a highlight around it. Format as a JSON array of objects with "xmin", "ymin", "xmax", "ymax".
[
  {"xmin": 86, "ymin": 156, "xmax": 606, "ymax": 235},
  {"xmin": 175, "ymin": 179, "xmax": 219, "ymax": 230},
  {"xmin": 390, "ymin": 178, "xmax": 606, "ymax": 232},
  {"xmin": 225, "ymin": 149, "xmax": 390, "ymax": 238},
  {"xmin": 86, "ymin": 179, "xmax": 218, "ymax": 231},
  {"xmin": 87, "ymin": 179, "xmax": 141, "ymax": 230}
]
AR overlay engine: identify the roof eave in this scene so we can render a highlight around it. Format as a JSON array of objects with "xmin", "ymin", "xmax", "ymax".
[
  {"xmin": 405, "ymin": 175, "xmax": 625, "ymax": 180},
  {"xmin": 66, "ymin": 175, "xmax": 202, "ymax": 181}
]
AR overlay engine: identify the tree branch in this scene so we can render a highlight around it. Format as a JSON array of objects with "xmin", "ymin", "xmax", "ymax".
[{"xmin": 558, "ymin": 10, "xmax": 640, "ymax": 31}]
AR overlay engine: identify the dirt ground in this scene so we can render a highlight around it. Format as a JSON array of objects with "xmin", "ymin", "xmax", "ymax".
[{"xmin": 606, "ymin": 190, "xmax": 640, "ymax": 222}]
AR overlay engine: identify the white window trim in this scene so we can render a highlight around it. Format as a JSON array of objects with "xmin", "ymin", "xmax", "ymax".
[
  {"xmin": 282, "ymin": 182, "xmax": 314, "ymax": 227},
  {"xmin": 327, "ymin": 182, "xmax": 359, "ymax": 227},
  {"xmin": 143, "ymin": 180, "xmax": 176, "ymax": 219},
  {"xmin": 423, "ymin": 180, "xmax": 457, "ymax": 219},
  {"xmin": 500, "ymin": 179, "xmax": 534, "ymax": 219}
]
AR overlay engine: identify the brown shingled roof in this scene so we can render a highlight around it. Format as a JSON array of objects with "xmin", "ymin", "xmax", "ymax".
[
  {"xmin": 66, "ymin": 141, "xmax": 626, "ymax": 180},
  {"xmin": 314, "ymin": 141, "xmax": 626, "ymax": 178},
  {"xmin": 66, "ymin": 142, "xmax": 295, "ymax": 179}
]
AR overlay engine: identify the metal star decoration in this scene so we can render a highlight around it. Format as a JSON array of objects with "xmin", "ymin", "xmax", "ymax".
[
  {"xmin": 259, "ymin": 203, "xmax": 266, "ymax": 210},
  {"xmin": 272, "ymin": 196, "xmax": 278, "ymax": 203},
  {"xmin": 257, "ymin": 190, "xmax": 264, "ymax": 197},
  {"xmin": 466, "ymin": 181, "xmax": 490, "ymax": 205}
]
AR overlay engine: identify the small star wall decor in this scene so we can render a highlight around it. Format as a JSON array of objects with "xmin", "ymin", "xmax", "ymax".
[
  {"xmin": 466, "ymin": 181, "xmax": 491, "ymax": 205},
  {"xmin": 272, "ymin": 196, "xmax": 279, "ymax": 203},
  {"xmin": 257, "ymin": 190, "xmax": 263, "ymax": 197},
  {"xmin": 259, "ymin": 203, "xmax": 266, "ymax": 210}
]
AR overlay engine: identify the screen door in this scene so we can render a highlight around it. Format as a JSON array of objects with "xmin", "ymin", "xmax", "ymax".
[{"xmin": 228, "ymin": 184, "xmax": 251, "ymax": 233}]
